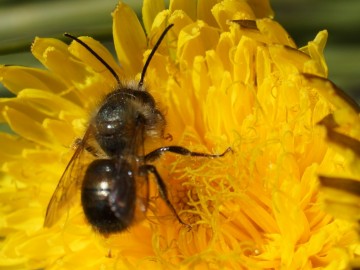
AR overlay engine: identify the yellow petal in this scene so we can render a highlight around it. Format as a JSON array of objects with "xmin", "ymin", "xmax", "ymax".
[
  {"xmin": 0, "ymin": 96, "xmax": 45, "ymax": 124},
  {"xmin": 169, "ymin": 0, "xmax": 197, "ymax": 21},
  {"xmin": 247, "ymin": 0, "xmax": 274, "ymax": 19},
  {"xmin": 212, "ymin": 0, "xmax": 256, "ymax": 30},
  {"xmin": 198, "ymin": 0, "xmax": 218, "ymax": 26},
  {"xmin": 320, "ymin": 176, "xmax": 360, "ymax": 220},
  {"xmin": 323, "ymin": 129, "xmax": 360, "ymax": 177},
  {"xmin": 0, "ymin": 133, "xmax": 33, "ymax": 163},
  {"xmin": 177, "ymin": 21, "xmax": 220, "ymax": 70},
  {"xmin": 301, "ymin": 30, "xmax": 329, "ymax": 76},
  {"xmin": 142, "ymin": 0, "xmax": 165, "ymax": 34},
  {"xmin": 43, "ymin": 118, "xmax": 76, "ymax": 146},
  {"xmin": 0, "ymin": 88, "xmax": 85, "ymax": 146},
  {"xmin": 302, "ymin": 73, "xmax": 360, "ymax": 126},
  {"xmin": 257, "ymin": 19, "xmax": 296, "ymax": 47},
  {"xmin": 2, "ymin": 106, "xmax": 55, "ymax": 147},
  {"xmin": 68, "ymin": 36, "xmax": 124, "ymax": 87},
  {"xmin": 112, "ymin": 2, "xmax": 146, "ymax": 78},
  {"xmin": 32, "ymin": 37, "xmax": 94, "ymax": 88},
  {"xmin": 0, "ymin": 65, "xmax": 66, "ymax": 95},
  {"xmin": 307, "ymin": 74, "xmax": 360, "ymax": 113},
  {"xmin": 269, "ymin": 45, "xmax": 309, "ymax": 75},
  {"xmin": 233, "ymin": 36, "xmax": 258, "ymax": 85},
  {"xmin": 17, "ymin": 88, "xmax": 85, "ymax": 118}
]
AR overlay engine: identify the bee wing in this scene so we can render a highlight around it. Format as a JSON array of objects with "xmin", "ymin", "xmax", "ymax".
[
  {"xmin": 133, "ymin": 163, "xmax": 149, "ymax": 223},
  {"xmin": 44, "ymin": 126, "xmax": 98, "ymax": 227},
  {"xmin": 130, "ymin": 125, "xmax": 150, "ymax": 220}
]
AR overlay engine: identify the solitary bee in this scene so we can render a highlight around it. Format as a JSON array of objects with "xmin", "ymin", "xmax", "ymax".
[{"xmin": 44, "ymin": 24, "xmax": 231, "ymax": 235}]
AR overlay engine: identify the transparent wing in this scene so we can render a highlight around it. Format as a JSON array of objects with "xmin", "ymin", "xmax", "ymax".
[
  {"xmin": 44, "ymin": 126, "xmax": 100, "ymax": 227},
  {"xmin": 124, "ymin": 124, "xmax": 149, "ymax": 222},
  {"xmin": 132, "ymin": 168, "xmax": 150, "ymax": 223}
]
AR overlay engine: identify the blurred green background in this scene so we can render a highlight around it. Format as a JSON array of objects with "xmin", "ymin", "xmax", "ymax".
[{"xmin": 0, "ymin": 0, "xmax": 359, "ymax": 103}]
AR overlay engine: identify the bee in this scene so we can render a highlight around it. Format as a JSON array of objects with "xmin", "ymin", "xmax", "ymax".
[{"xmin": 44, "ymin": 24, "xmax": 231, "ymax": 235}]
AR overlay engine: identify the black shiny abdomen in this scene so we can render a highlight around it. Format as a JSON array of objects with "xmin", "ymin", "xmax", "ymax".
[{"xmin": 81, "ymin": 159, "xmax": 136, "ymax": 234}]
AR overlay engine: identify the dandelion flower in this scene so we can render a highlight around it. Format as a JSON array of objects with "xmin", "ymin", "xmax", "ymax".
[{"xmin": 0, "ymin": 0, "xmax": 358, "ymax": 269}]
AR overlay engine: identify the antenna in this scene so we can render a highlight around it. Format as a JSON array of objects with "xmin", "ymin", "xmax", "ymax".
[
  {"xmin": 64, "ymin": 33, "xmax": 121, "ymax": 85},
  {"xmin": 64, "ymin": 23, "xmax": 174, "ymax": 88},
  {"xmin": 138, "ymin": 24, "xmax": 174, "ymax": 88}
]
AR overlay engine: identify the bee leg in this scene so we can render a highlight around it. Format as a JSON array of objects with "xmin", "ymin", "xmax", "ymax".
[
  {"xmin": 140, "ymin": 164, "xmax": 192, "ymax": 230},
  {"xmin": 144, "ymin": 146, "xmax": 232, "ymax": 162}
]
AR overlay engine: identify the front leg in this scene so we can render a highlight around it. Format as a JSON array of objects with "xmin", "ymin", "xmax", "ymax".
[{"xmin": 144, "ymin": 146, "xmax": 232, "ymax": 162}]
